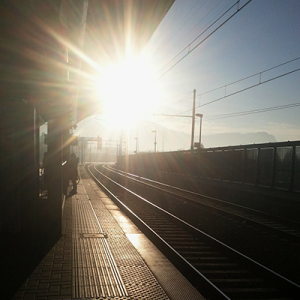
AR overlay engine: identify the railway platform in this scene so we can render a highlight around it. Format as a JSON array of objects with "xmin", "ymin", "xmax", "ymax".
[{"xmin": 11, "ymin": 165, "xmax": 204, "ymax": 300}]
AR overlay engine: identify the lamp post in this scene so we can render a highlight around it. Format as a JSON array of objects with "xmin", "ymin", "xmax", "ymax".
[
  {"xmin": 196, "ymin": 113, "xmax": 203, "ymax": 148},
  {"xmin": 152, "ymin": 130, "xmax": 157, "ymax": 152},
  {"xmin": 134, "ymin": 137, "xmax": 138, "ymax": 154},
  {"xmin": 191, "ymin": 89, "xmax": 196, "ymax": 150}
]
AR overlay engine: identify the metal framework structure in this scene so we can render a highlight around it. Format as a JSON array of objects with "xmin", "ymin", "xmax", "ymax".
[{"xmin": 119, "ymin": 140, "xmax": 300, "ymax": 192}]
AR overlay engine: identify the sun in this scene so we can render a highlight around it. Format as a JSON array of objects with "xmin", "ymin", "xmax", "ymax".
[{"xmin": 95, "ymin": 57, "xmax": 159, "ymax": 129}]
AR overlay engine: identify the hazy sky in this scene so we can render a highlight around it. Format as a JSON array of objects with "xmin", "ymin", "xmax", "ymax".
[
  {"xmin": 139, "ymin": 0, "xmax": 300, "ymax": 142},
  {"xmin": 78, "ymin": 0, "xmax": 300, "ymax": 151}
]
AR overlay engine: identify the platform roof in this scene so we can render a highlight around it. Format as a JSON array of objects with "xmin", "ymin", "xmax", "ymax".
[
  {"xmin": 0, "ymin": 0, "xmax": 174, "ymax": 123},
  {"xmin": 78, "ymin": 0, "xmax": 175, "ymax": 122}
]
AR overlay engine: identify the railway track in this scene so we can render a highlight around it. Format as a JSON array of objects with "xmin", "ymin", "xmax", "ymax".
[
  {"xmin": 88, "ymin": 164, "xmax": 300, "ymax": 300},
  {"xmin": 101, "ymin": 165, "xmax": 300, "ymax": 285},
  {"xmin": 105, "ymin": 165, "xmax": 300, "ymax": 242}
]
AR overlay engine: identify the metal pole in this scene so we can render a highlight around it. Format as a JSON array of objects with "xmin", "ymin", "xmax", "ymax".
[
  {"xmin": 117, "ymin": 142, "xmax": 119, "ymax": 160},
  {"xmin": 126, "ymin": 131, "xmax": 129, "ymax": 156},
  {"xmin": 134, "ymin": 137, "xmax": 138, "ymax": 154},
  {"xmin": 162, "ymin": 128, "xmax": 164, "ymax": 152},
  {"xmin": 290, "ymin": 145, "xmax": 296, "ymax": 191},
  {"xmin": 82, "ymin": 139, "xmax": 85, "ymax": 164},
  {"xmin": 119, "ymin": 131, "xmax": 123, "ymax": 157},
  {"xmin": 47, "ymin": 116, "xmax": 63, "ymax": 238},
  {"xmin": 89, "ymin": 141, "xmax": 91, "ymax": 163},
  {"xmin": 152, "ymin": 130, "xmax": 157, "ymax": 152},
  {"xmin": 198, "ymin": 114, "xmax": 203, "ymax": 147},
  {"xmin": 191, "ymin": 89, "xmax": 196, "ymax": 150}
]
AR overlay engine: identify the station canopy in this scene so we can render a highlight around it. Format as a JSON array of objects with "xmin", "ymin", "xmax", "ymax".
[{"xmin": 0, "ymin": 0, "xmax": 174, "ymax": 124}]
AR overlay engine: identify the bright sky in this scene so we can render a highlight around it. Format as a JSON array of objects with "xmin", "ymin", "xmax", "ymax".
[
  {"xmin": 146, "ymin": 0, "xmax": 300, "ymax": 141},
  {"xmin": 80, "ymin": 0, "xmax": 300, "ymax": 150}
]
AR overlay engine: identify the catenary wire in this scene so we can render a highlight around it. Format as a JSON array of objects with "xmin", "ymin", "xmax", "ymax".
[
  {"xmin": 206, "ymin": 103, "xmax": 300, "ymax": 120},
  {"xmin": 199, "ymin": 56, "xmax": 300, "ymax": 98},
  {"xmin": 162, "ymin": 57, "xmax": 300, "ymax": 118},
  {"xmin": 198, "ymin": 67, "xmax": 300, "ymax": 108},
  {"xmin": 175, "ymin": 65, "xmax": 300, "ymax": 118},
  {"xmin": 185, "ymin": 0, "xmax": 224, "ymax": 38},
  {"xmin": 168, "ymin": 0, "xmax": 203, "ymax": 38},
  {"xmin": 143, "ymin": 58, "xmax": 300, "ymax": 137},
  {"xmin": 156, "ymin": 0, "xmax": 222, "ymax": 66},
  {"xmin": 157, "ymin": 0, "xmax": 238, "ymax": 75},
  {"xmin": 157, "ymin": 0, "xmax": 253, "ymax": 79}
]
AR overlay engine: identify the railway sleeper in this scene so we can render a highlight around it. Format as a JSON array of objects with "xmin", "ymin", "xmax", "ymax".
[
  {"xmin": 200, "ymin": 269, "xmax": 252, "ymax": 279},
  {"xmin": 168, "ymin": 241, "xmax": 205, "ymax": 247},
  {"xmin": 158, "ymin": 232, "xmax": 194, "ymax": 237},
  {"xmin": 179, "ymin": 251, "xmax": 220, "ymax": 256},
  {"xmin": 193, "ymin": 262, "xmax": 240, "ymax": 269},
  {"xmin": 175, "ymin": 245, "xmax": 212, "ymax": 251},
  {"xmin": 155, "ymin": 229, "xmax": 190, "ymax": 234},
  {"xmin": 211, "ymin": 277, "xmax": 264, "ymax": 288},
  {"xmin": 149, "ymin": 223, "xmax": 181, "ymax": 228},
  {"xmin": 221, "ymin": 287, "xmax": 283, "ymax": 299},
  {"xmin": 159, "ymin": 236, "xmax": 197, "ymax": 242},
  {"xmin": 185, "ymin": 256, "xmax": 229, "ymax": 263}
]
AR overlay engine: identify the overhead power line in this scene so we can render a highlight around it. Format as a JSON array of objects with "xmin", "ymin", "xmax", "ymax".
[
  {"xmin": 206, "ymin": 103, "xmax": 300, "ymax": 120},
  {"xmin": 199, "ymin": 56, "xmax": 300, "ymax": 103},
  {"xmin": 159, "ymin": 0, "xmax": 220, "ymax": 58},
  {"xmin": 158, "ymin": 0, "xmax": 235, "ymax": 72},
  {"xmin": 166, "ymin": 61, "xmax": 300, "ymax": 119},
  {"xmin": 170, "ymin": 0, "xmax": 202, "ymax": 36},
  {"xmin": 168, "ymin": 102, "xmax": 300, "ymax": 133},
  {"xmin": 157, "ymin": 0, "xmax": 253, "ymax": 79},
  {"xmin": 198, "ymin": 66, "xmax": 300, "ymax": 109}
]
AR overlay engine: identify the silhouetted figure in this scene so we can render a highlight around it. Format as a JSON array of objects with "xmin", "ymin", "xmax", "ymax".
[
  {"xmin": 42, "ymin": 151, "xmax": 49, "ymax": 189},
  {"xmin": 67, "ymin": 153, "xmax": 78, "ymax": 195}
]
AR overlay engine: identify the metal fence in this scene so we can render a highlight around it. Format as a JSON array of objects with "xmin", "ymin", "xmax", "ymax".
[
  {"xmin": 118, "ymin": 141, "xmax": 300, "ymax": 192},
  {"xmin": 198, "ymin": 141, "xmax": 300, "ymax": 192}
]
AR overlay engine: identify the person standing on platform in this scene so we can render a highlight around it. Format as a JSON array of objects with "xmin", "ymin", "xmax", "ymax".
[
  {"xmin": 67, "ymin": 153, "xmax": 78, "ymax": 195},
  {"xmin": 42, "ymin": 151, "xmax": 49, "ymax": 190}
]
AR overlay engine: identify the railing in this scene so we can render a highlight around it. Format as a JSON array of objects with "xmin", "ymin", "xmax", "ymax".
[
  {"xmin": 198, "ymin": 141, "xmax": 300, "ymax": 192},
  {"xmin": 118, "ymin": 141, "xmax": 300, "ymax": 193}
]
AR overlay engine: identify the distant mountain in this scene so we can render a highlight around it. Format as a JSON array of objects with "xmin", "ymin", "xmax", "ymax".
[
  {"xmin": 202, "ymin": 132, "xmax": 277, "ymax": 148},
  {"xmin": 71, "ymin": 116, "xmax": 277, "ymax": 152},
  {"xmin": 74, "ymin": 117, "xmax": 192, "ymax": 152}
]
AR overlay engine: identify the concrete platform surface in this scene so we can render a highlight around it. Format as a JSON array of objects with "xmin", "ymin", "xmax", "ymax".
[{"xmin": 12, "ymin": 166, "xmax": 205, "ymax": 300}]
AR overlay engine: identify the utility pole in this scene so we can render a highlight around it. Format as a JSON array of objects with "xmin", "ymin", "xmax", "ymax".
[
  {"xmin": 134, "ymin": 137, "xmax": 138, "ymax": 154},
  {"xmin": 119, "ymin": 131, "xmax": 123, "ymax": 157},
  {"xmin": 162, "ymin": 128, "xmax": 164, "ymax": 152},
  {"xmin": 152, "ymin": 130, "xmax": 157, "ymax": 152},
  {"xmin": 153, "ymin": 89, "xmax": 197, "ymax": 151},
  {"xmin": 191, "ymin": 89, "xmax": 196, "ymax": 150},
  {"xmin": 196, "ymin": 113, "xmax": 203, "ymax": 147}
]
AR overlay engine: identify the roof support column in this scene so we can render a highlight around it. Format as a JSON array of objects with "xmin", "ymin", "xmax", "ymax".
[{"xmin": 47, "ymin": 115, "xmax": 64, "ymax": 240}]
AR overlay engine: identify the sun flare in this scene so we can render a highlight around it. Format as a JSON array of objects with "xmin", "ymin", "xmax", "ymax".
[{"xmin": 95, "ymin": 58, "xmax": 159, "ymax": 129}]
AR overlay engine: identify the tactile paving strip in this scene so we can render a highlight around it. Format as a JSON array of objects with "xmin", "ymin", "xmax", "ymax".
[
  {"xmin": 72, "ymin": 186, "xmax": 128, "ymax": 299},
  {"xmin": 83, "ymin": 175, "xmax": 170, "ymax": 300}
]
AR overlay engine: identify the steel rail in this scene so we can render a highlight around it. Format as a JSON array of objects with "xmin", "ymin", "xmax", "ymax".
[
  {"xmin": 88, "ymin": 164, "xmax": 300, "ymax": 300},
  {"xmin": 105, "ymin": 165, "xmax": 300, "ymax": 242},
  {"xmin": 88, "ymin": 164, "xmax": 231, "ymax": 300}
]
